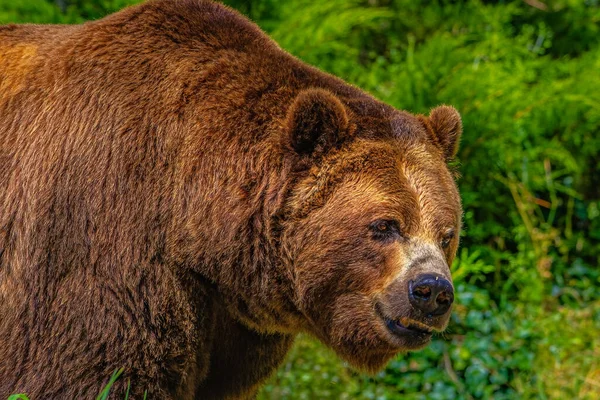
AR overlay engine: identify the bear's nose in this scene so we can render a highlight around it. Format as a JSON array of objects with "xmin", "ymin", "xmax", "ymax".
[{"xmin": 408, "ymin": 274, "xmax": 454, "ymax": 316}]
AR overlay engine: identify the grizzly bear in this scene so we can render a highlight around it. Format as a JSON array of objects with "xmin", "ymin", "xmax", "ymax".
[{"xmin": 0, "ymin": 0, "xmax": 463, "ymax": 398}]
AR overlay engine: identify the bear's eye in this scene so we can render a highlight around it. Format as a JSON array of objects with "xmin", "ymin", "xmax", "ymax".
[
  {"xmin": 369, "ymin": 219, "xmax": 401, "ymax": 242},
  {"xmin": 441, "ymin": 229, "xmax": 455, "ymax": 249}
]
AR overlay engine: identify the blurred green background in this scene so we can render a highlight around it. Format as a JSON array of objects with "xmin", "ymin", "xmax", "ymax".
[{"xmin": 2, "ymin": 0, "xmax": 599, "ymax": 398}]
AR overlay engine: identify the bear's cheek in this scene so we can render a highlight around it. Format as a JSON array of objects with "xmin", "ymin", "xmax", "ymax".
[
  {"xmin": 293, "ymin": 240, "xmax": 406, "ymax": 342},
  {"xmin": 293, "ymin": 239, "xmax": 393, "ymax": 315}
]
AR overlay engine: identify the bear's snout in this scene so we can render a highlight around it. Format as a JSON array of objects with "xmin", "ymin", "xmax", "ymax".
[{"xmin": 408, "ymin": 273, "xmax": 454, "ymax": 317}]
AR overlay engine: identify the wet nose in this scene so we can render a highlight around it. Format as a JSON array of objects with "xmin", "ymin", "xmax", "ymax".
[{"xmin": 409, "ymin": 274, "xmax": 454, "ymax": 316}]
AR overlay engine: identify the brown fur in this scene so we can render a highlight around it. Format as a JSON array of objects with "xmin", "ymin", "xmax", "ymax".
[{"xmin": 0, "ymin": 1, "xmax": 463, "ymax": 398}]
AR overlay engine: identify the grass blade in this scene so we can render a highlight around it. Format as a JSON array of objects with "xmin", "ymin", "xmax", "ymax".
[{"xmin": 96, "ymin": 368, "xmax": 124, "ymax": 400}]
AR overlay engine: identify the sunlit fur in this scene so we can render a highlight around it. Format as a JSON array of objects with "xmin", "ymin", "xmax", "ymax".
[{"xmin": 0, "ymin": 0, "xmax": 462, "ymax": 398}]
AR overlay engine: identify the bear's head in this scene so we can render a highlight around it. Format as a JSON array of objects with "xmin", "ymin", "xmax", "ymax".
[{"xmin": 281, "ymin": 88, "xmax": 462, "ymax": 372}]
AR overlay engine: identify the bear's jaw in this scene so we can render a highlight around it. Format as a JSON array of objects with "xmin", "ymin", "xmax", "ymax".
[{"xmin": 322, "ymin": 303, "xmax": 436, "ymax": 373}]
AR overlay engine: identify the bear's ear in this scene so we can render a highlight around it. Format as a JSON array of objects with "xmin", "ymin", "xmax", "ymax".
[
  {"xmin": 285, "ymin": 88, "xmax": 350, "ymax": 160},
  {"xmin": 423, "ymin": 105, "xmax": 462, "ymax": 161}
]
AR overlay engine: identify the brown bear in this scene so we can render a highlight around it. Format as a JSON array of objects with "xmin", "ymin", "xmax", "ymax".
[{"xmin": 0, "ymin": 0, "xmax": 463, "ymax": 398}]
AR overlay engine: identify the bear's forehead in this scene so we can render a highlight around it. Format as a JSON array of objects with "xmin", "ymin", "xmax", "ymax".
[{"xmin": 322, "ymin": 140, "xmax": 461, "ymax": 234}]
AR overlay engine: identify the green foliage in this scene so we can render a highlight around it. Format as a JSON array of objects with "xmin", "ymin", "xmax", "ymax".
[
  {"xmin": 7, "ymin": 395, "xmax": 30, "ymax": 400},
  {"xmin": 0, "ymin": 0, "xmax": 63, "ymax": 24},
  {"xmin": 4, "ymin": 369, "xmax": 140, "ymax": 400},
  {"xmin": 0, "ymin": 0, "xmax": 139, "ymax": 24},
  {"xmin": 2, "ymin": 0, "xmax": 599, "ymax": 398}
]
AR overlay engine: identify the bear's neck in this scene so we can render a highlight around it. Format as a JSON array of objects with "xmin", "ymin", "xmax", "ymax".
[{"xmin": 166, "ymin": 135, "xmax": 304, "ymax": 333}]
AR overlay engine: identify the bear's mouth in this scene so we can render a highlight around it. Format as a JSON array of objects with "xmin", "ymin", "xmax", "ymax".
[
  {"xmin": 385, "ymin": 317, "xmax": 433, "ymax": 337},
  {"xmin": 375, "ymin": 303, "xmax": 433, "ymax": 340}
]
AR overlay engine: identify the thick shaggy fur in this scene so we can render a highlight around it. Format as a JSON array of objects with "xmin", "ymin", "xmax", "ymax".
[{"xmin": 0, "ymin": 1, "xmax": 463, "ymax": 398}]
